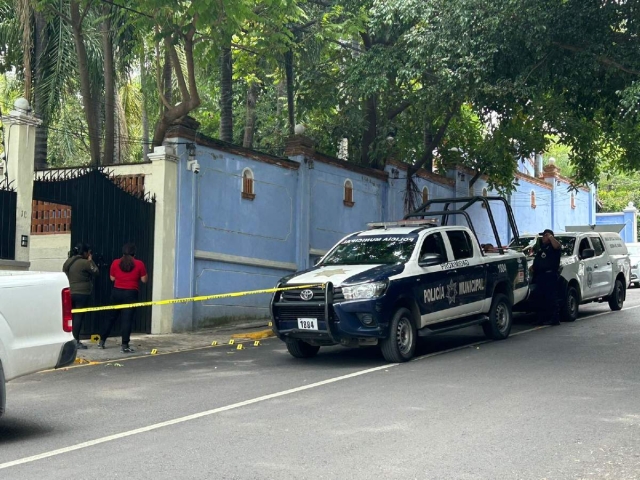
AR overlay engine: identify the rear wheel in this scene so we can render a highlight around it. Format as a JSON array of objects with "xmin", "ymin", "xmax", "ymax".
[
  {"xmin": 561, "ymin": 286, "xmax": 579, "ymax": 322},
  {"xmin": 608, "ymin": 279, "xmax": 625, "ymax": 311},
  {"xmin": 380, "ymin": 307, "xmax": 417, "ymax": 363},
  {"xmin": 482, "ymin": 293, "xmax": 513, "ymax": 340},
  {"xmin": 285, "ymin": 339, "xmax": 320, "ymax": 358}
]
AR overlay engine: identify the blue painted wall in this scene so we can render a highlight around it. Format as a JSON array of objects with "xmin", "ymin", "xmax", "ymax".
[
  {"xmin": 596, "ymin": 209, "xmax": 637, "ymax": 243},
  {"xmin": 171, "ymin": 135, "xmax": 598, "ymax": 330}
]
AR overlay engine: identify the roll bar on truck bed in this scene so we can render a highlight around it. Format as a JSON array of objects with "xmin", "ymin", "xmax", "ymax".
[{"xmin": 404, "ymin": 196, "xmax": 520, "ymax": 255}]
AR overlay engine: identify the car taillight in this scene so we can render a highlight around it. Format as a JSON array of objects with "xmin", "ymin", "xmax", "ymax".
[{"xmin": 62, "ymin": 288, "xmax": 73, "ymax": 332}]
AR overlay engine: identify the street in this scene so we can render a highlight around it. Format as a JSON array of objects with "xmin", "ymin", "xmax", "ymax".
[{"xmin": 2, "ymin": 293, "xmax": 640, "ymax": 479}]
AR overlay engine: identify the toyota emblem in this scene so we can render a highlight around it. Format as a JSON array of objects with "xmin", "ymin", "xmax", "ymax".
[{"xmin": 300, "ymin": 289, "xmax": 314, "ymax": 301}]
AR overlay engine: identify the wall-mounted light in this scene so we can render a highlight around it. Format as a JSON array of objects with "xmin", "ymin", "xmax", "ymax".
[
  {"xmin": 457, "ymin": 172, "xmax": 466, "ymax": 182},
  {"xmin": 21, "ymin": 235, "xmax": 28, "ymax": 247}
]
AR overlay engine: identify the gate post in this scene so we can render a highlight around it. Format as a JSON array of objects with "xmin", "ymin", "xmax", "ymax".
[
  {"xmin": 1, "ymin": 98, "xmax": 40, "ymax": 267},
  {"xmin": 147, "ymin": 145, "xmax": 179, "ymax": 333}
]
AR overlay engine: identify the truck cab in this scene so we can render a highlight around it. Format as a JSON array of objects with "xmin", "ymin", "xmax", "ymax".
[
  {"xmin": 271, "ymin": 196, "xmax": 530, "ymax": 363},
  {"xmin": 510, "ymin": 231, "xmax": 630, "ymax": 321}
]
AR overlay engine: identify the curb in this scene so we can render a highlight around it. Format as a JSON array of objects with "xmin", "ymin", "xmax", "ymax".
[{"xmin": 230, "ymin": 329, "xmax": 275, "ymax": 340}]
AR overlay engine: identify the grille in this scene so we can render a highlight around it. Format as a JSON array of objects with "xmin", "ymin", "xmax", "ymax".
[
  {"xmin": 280, "ymin": 286, "xmax": 344, "ymax": 303},
  {"xmin": 274, "ymin": 305, "xmax": 326, "ymax": 322}
]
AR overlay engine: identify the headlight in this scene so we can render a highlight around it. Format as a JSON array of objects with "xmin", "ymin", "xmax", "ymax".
[{"xmin": 342, "ymin": 281, "xmax": 387, "ymax": 300}]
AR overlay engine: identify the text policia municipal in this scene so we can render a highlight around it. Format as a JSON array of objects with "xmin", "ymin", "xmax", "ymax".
[{"xmin": 424, "ymin": 278, "xmax": 485, "ymax": 304}]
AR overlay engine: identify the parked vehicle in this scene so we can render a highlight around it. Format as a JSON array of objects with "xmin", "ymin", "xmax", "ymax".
[
  {"xmin": 0, "ymin": 271, "xmax": 77, "ymax": 417},
  {"xmin": 271, "ymin": 196, "xmax": 529, "ymax": 363},
  {"xmin": 626, "ymin": 243, "xmax": 640, "ymax": 287},
  {"xmin": 510, "ymin": 231, "xmax": 630, "ymax": 321}
]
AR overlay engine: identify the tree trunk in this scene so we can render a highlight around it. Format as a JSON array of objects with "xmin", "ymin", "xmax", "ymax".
[
  {"xmin": 33, "ymin": 10, "xmax": 49, "ymax": 169},
  {"xmin": 102, "ymin": 6, "xmax": 115, "ymax": 165},
  {"xmin": 243, "ymin": 81, "xmax": 259, "ymax": 148},
  {"xmin": 360, "ymin": 95, "xmax": 377, "ymax": 167},
  {"xmin": 219, "ymin": 44, "xmax": 233, "ymax": 142},
  {"xmin": 284, "ymin": 48, "xmax": 295, "ymax": 135},
  {"xmin": 70, "ymin": 1, "xmax": 101, "ymax": 167},
  {"xmin": 162, "ymin": 48, "xmax": 172, "ymax": 113},
  {"xmin": 140, "ymin": 45, "xmax": 150, "ymax": 161},
  {"xmin": 423, "ymin": 122, "xmax": 434, "ymax": 173}
]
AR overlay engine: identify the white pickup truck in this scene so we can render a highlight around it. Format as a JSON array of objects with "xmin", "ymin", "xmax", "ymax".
[
  {"xmin": 510, "ymin": 231, "xmax": 630, "ymax": 321},
  {"xmin": 0, "ymin": 271, "xmax": 77, "ymax": 417}
]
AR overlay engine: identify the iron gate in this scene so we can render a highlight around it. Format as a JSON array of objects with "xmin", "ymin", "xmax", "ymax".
[
  {"xmin": 33, "ymin": 168, "xmax": 156, "ymax": 335},
  {"xmin": 0, "ymin": 178, "xmax": 17, "ymax": 260}
]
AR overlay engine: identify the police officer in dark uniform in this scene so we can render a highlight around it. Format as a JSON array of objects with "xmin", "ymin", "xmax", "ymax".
[{"xmin": 531, "ymin": 229, "xmax": 562, "ymax": 325}]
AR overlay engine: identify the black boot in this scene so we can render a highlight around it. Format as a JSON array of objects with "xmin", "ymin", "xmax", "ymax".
[{"xmin": 97, "ymin": 340, "xmax": 106, "ymax": 349}]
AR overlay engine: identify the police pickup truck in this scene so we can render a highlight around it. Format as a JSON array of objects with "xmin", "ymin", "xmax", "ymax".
[
  {"xmin": 510, "ymin": 231, "xmax": 630, "ymax": 321},
  {"xmin": 271, "ymin": 196, "xmax": 529, "ymax": 363}
]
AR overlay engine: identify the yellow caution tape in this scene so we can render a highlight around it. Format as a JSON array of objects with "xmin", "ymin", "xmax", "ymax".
[{"xmin": 71, "ymin": 283, "xmax": 324, "ymax": 314}]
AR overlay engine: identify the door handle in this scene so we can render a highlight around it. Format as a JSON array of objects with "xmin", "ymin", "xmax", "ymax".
[
  {"xmin": 594, "ymin": 265, "xmax": 599, "ymax": 269},
  {"xmin": 607, "ymin": 262, "xmax": 611, "ymax": 265}
]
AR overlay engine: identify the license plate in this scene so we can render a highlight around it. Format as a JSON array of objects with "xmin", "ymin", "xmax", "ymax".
[{"xmin": 297, "ymin": 318, "xmax": 318, "ymax": 330}]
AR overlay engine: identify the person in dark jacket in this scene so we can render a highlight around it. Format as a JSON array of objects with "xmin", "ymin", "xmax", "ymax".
[
  {"xmin": 531, "ymin": 229, "xmax": 562, "ymax": 326},
  {"xmin": 63, "ymin": 243, "xmax": 99, "ymax": 349},
  {"xmin": 98, "ymin": 243, "xmax": 148, "ymax": 353}
]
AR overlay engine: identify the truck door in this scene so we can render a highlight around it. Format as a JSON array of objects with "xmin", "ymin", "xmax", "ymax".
[
  {"xmin": 589, "ymin": 235, "xmax": 612, "ymax": 296},
  {"xmin": 578, "ymin": 237, "xmax": 598, "ymax": 300},
  {"xmin": 416, "ymin": 232, "xmax": 454, "ymax": 326},
  {"xmin": 445, "ymin": 230, "xmax": 487, "ymax": 315}
]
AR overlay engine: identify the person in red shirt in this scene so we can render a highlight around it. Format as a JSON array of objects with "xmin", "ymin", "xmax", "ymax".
[{"xmin": 98, "ymin": 243, "xmax": 148, "ymax": 352}]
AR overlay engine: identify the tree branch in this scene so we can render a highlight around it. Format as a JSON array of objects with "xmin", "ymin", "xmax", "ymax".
[
  {"xmin": 387, "ymin": 99, "xmax": 413, "ymax": 121},
  {"xmin": 155, "ymin": 36, "xmax": 172, "ymax": 110},
  {"xmin": 552, "ymin": 42, "xmax": 640, "ymax": 76},
  {"xmin": 360, "ymin": 32, "xmax": 373, "ymax": 50},
  {"xmin": 411, "ymin": 104, "xmax": 460, "ymax": 172},
  {"xmin": 165, "ymin": 36, "xmax": 190, "ymax": 101},
  {"xmin": 80, "ymin": 0, "xmax": 94, "ymax": 23}
]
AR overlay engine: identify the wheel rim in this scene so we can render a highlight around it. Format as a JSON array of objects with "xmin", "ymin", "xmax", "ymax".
[
  {"xmin": 495, "ymin": 302, "xmax": 510, "ymax": 332},
  {"xmin": 617, "ymin": 284, "xmax": 623, "ymax": 307},
  {"xmin": 568, "ymin": 293, "xmax": 577, "ymax": 317},
  {"xmin": 396, "ymin": 317, "xmax": 414, "ymax": 355}
]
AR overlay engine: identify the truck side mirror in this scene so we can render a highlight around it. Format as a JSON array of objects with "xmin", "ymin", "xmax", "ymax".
[
  {"xmin": 419, "ymin": 253, "xmax": 443, "ymax": 267},
  {"xmin": 581, "ymin": 248, "xmax": 595, "ymax": 259}
]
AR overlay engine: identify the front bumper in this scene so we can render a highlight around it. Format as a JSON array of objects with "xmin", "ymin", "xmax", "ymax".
[
  {"xmin": 271, "ymin": 283, "xmax": 389, "ymax": 345},
  {"xmin": 55, "ymin": 340, "xmax": 77, "ymax": 369}
]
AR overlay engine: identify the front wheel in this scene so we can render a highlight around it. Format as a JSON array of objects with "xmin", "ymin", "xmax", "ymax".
[
  {"xmin": 608, "ymin": 279, "xmax": 625, "ymax": 311},
  {"xmin": 285, "ymin": 339, "xmax": 320, "ymax": 358},
  {"xmin": 561, "ymin": 286, "xmax": 579, "ymax": 322},
  {"xmin": 482, "ymin": 293, "xmax": 513, "ymax": 340},
  {"xmin": 380, "ymin": 307, "xmax": 417, "ymax": 363}
]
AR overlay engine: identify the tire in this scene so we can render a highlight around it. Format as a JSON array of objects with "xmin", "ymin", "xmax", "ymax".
[
  {"xmin": 285, "ymin": 339, "xmax": 320, "ymax": 358},
  {"xmin": 608, "ymin": 279, "xmax": 625, "ymax": 311},
  {"xmin": 561, "ymin": 286, "xmax": 579, "ymax": 322},
  {"xmin": 380, "ymin": 307, "xmax": 417, "ymax": 363},
  {"xmin": 0, "ymin": 361, "xmax": 5, "ymax": 418},
  {"xmin": 482, "ymin": 293, "xmax": 513, "ymax": 340}
]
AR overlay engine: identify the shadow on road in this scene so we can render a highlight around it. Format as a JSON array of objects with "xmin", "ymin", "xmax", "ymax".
[{"xmin": 0, "ymin": 418, "xmax": 57, "ymax": 445}]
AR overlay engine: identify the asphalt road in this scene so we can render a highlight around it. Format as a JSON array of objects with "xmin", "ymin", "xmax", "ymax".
[{"xmin": 2, "ymin": 292, "xmax": 640, "ymax": 479}]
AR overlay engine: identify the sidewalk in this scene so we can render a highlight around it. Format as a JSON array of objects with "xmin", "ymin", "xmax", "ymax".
[{"xmin": 74, "ymin": 319, "xmax": 275, "ymax": 364}]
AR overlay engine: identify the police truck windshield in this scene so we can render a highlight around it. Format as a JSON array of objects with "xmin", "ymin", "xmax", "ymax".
[{"xmin": 321, "ymin": 234, "xmax": 418, "ymax": 266}]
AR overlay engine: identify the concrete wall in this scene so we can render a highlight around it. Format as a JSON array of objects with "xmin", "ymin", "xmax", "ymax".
[
  {"xmin": 29, "ymin": 234, "xmax": 70, "ymax": 272},
  {"xmin": 596, "ymin": 204, "xmax": 638, "ymax": 243}
]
